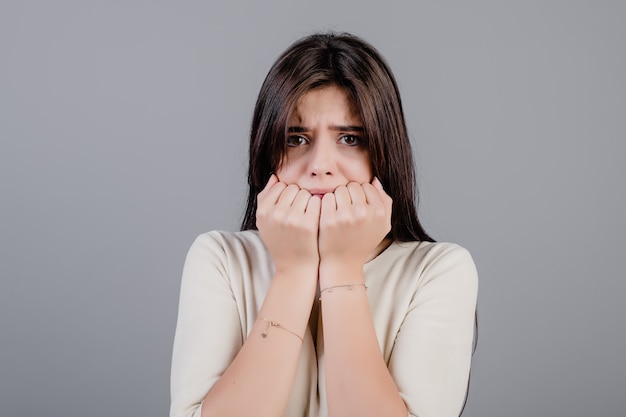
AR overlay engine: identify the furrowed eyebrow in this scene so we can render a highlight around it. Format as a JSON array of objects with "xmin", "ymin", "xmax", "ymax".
[
  {"xmin": 330, "ymin": 125, "xmax": 364, "ymax": 132},
  {"xmin": 287, "ymin": 125, "xmax": 364, "ymax": 132}
]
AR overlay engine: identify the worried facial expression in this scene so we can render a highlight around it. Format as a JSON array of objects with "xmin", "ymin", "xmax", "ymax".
[{"xmin": 275, "ymin": 86, "xmax": 372, "ymax": 197}]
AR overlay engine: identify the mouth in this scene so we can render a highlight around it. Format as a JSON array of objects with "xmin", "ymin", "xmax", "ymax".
[{"xmin": 308, "ymin": 189, "xmax": 334, "ymax": 198}]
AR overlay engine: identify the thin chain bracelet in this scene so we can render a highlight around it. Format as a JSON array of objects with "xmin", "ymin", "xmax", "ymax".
[
  {"xmin": 257, "ymin": 317, "xmax": 303, "ymax": 343},
  {"xmin": 319, "ymin": 283, "xmax": 368, "ymax": 301}
]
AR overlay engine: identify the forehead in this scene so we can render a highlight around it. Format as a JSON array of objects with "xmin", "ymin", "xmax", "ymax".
[{"xmin": 289, "ymin": 86, "xmax": 360, "ymax": 125}]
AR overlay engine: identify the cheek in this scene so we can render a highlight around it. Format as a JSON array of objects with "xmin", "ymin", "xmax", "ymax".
[
  {"xmin": 352, "ymin": 154, "xmax": 373, "ymax": 181},
  {"xmin": 274, "ymin": 160, "xmax": 298, "ymax": 183}
]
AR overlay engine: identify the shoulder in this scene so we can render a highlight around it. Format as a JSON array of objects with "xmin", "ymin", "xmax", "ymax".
[
  {"xmin": 393, "ymin": 240, "xmax": 470, "ymax": 256},
  {"xmin": 407, "ymin": 241, "xmax": 475, "ymax": 269},
  {"xmin": 407, "ymin": 241, "xmax": 478, "ymax": 300},
  {"xmin": 187, "ymin": 230, "xmax": 265, "ymax": 258},
  {"xmin": 385, "ymin": 240, "xmax": 475, "ymax": 272},
  {"xmin": 376, "ymin": 240, "xmax": 477, "ymax": 291},
  {"xmin": 183, "ymin": 230, "xmax": 268, "ymax": 277},
  {"xmin": 191, "ymin": 229, "xmax": 263, "ymax": 247}
]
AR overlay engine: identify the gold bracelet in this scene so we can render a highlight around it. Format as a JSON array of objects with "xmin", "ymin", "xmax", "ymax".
[
  {"xmin": 319, "ymin": 283, "xmax": 368, "ymax": 300},
  {"xmin": 257, "ymin": 317, "xmax": 303, "ymax": 343}
]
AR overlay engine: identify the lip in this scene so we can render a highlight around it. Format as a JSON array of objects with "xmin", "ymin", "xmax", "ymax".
[{"xmin": 307, "ymin": 188, "xmax": 334, "ymax": 197}]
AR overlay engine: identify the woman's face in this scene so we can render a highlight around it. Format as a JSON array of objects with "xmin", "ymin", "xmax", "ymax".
[{"xmin": 275, "ymin": 86, "xmax": 372, "ymax": 197}]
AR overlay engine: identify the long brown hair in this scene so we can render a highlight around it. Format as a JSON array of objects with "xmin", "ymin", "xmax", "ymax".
[{"xmin": 240, "ymin": 32, "xmax": 433, "ymax": 243}]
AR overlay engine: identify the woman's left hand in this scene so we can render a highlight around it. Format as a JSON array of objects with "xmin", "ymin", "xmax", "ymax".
[{"xmin": 318, "ymin": 178, "xmax": 392, "ymax": 270}]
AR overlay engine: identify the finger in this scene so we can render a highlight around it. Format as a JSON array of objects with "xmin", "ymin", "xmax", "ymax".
[
  {"xmin": 291, "ymin": 188, "xmax": 313, "ymax": 213},
  {"xmin": 258, "ymin": 174, "xmax": 278, "ymax": 195},
  {"xmin": 321, "ymin": 192, "xmax": 337, "ymax": 214},
  {"xmin": 346, "ymin": 182, "xmax": 366, "ymax": 205},
  {"xmin": 267, "ymin": 173, "xmax": 279, "ymax": 188},
  {"xmin": 304, "ymin": 193, "xmax": 321, "ymax": 217},
  {"xmin": 364, "ymin": 181, "xmax": 393, "ymax": 213},
  {"xmin": 362, "ymin": 182, "xmax": 383, "ymax": 206},
  {"xmin": 276, "ymin": 183, "xmax": 301, "ymax": 207},
  {"xmin": 372, "ymin": 177, "xmax": 392, "ymax": 201},
  {"xmin": 333, "ymin": 185, "xmax": 351, "ymax": 209},
  {"xmin": 257, "ymin": 175, "xmax": 274, "ymax": 201},
  {"xmin": 373, "ymin": 177, "xmax": 388, "ymax": 195},
  {"xmin": 260, "ymin": 179, "xmax": 287, "ymax": 206}
]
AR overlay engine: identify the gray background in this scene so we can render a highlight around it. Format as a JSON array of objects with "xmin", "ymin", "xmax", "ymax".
[{"xmin": 1, "ymin": 1, "xmax": 624, "ymax": 416}]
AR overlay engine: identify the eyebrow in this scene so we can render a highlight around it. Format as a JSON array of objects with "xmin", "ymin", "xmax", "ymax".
[{"xmin": 287, "ymin": 125, "xmax": 365, "ymax": 133}]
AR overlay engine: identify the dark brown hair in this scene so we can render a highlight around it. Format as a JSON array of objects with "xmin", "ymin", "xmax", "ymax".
[{"xmin": 240, "ymin": 32, "xmax": 433, "ymax": 243}]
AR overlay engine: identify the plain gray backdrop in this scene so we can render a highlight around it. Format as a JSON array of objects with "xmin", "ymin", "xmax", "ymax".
[{"xmin": 1, "ymin": 1, "xmax": 624, "ymax": 416}]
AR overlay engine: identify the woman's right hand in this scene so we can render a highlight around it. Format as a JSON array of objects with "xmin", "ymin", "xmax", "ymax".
[{"xmin": 256, "ymin": 175, "xmax": 321, "ymax": 274}]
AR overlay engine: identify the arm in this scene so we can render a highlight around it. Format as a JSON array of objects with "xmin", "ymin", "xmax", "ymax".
[
  {"xmin": 200, "ymin": 267, "xmax": 317, "ymax": 417},
  {"xmin": 170, "ymin": 176, "xmax": 321, "ymax": 417},
  {"xmin": 319, "ymin": 263, "xmax": 408, "ymax": 417},
  {"xmin": 318, "ymin": 181, "xmax": 478, "ymax": 417},
  {"xmin": 318, "ymin": 180, "xmax": 408, "ymax": 417}
]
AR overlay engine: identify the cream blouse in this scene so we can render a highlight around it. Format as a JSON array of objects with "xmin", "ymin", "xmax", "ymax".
[{"xmin": 170, "ymin": 230, "xmax": 478, "ymax": 417}]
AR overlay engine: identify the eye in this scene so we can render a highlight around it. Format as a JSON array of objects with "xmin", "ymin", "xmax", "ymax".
[
  {"xmin": 286, "ymin": 135, "xmax": 309, "ymax": 147},
  {"xmin": 339, "ymin": 134, "xmax": 363, "ymax": 146}
]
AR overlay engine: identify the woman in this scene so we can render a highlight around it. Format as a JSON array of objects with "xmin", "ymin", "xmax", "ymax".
[{"xmin": 170, "ymin": 32, "xmax": 478, "ymax": 417}]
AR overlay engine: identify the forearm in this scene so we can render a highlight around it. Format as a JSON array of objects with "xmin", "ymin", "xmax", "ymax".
[
  {"xmin": 320, "ymin": 264, "xmax": 407, "ymax": 417},
  {"xmin": 201, "ymin": 268, "xmax": 317, "ymax": 417}
]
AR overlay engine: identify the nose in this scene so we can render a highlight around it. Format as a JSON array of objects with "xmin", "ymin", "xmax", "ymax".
[{"xmin": 308, "ymin": 139, "xmax": 336, "ymax": 177}]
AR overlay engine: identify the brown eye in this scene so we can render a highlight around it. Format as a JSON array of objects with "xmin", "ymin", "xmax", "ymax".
[
  {"xmin": 286, "ymin": 135, "xmax": 308, "ymax": 147},
  {"xmin": 339, "ymin": 135, "xmax": 362, "ymax": 146}
]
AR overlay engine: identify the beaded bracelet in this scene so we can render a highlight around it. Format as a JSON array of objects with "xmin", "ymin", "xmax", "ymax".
[
  {"xmin": 319, "ymin": 283, "xmax": 368, "ymax": 301},
  {"xmin": 257, "ymin": 317, "xmax": 303, "ymax": 342}
]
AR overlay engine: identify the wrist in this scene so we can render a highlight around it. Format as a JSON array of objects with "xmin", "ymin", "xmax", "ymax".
[
  {"xmin": 272, "ymin": 263, "xmax": 319, "ymax": 291},
  {"xmin": 273, "ymin": 258, "xmax": 319, "ymax": 276},
  {"xmin": 318, "ymin": 259, "xmax": 364, "ymax": 288}
]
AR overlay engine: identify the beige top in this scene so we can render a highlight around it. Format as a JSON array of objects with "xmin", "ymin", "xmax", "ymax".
[{"xmin": 170, "ymin": 230, "xmax": 478, "ymax": 417}]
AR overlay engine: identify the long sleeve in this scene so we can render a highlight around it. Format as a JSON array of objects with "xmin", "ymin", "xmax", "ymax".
[
  {"xmin": 170, "ymin": 234, "xmax": 477, "ymax": 417},
  {"xmin": 169, "ymin": 231, "xmax": 319, "ymax": 417},
  {"xmin": 170, "ymin": 233, "xmax": 244, "ymax": 417},
  {"xmin": 388, "ymin": 244, "xmax": 478, "ymax": 417}
]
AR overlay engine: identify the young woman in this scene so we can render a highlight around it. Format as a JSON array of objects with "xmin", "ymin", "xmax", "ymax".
[{"xmin": 170, "ymin": 32, "xmax": 478, "ymax": 417}]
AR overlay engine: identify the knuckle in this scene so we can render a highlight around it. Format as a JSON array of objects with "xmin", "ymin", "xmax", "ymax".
[
  {"xmin": 354, "ymin": 207, "xmax": 368, "ymax": 220},
  {"xmin": 297, "ymin": 188, "xmax": 312, "ymax": 197}
]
